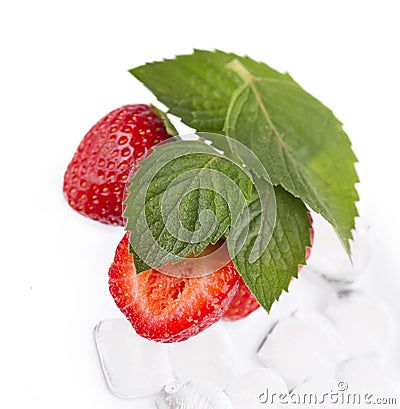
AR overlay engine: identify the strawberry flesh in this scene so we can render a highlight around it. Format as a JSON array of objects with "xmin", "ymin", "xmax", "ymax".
[{"xmin": 109, "ymin": 233, "xmax": 240, "ymax": 342}]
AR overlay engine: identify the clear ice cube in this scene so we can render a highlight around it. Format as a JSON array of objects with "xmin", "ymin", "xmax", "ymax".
[
  {"xmin": 291, "ymin": 377, "xmax": 340, "ymax": 408},
  {"xmin": 169, "ymin": 322, "xmax": 235, "ymax": 390},
  {"xmin": 281, "ymin": 267, "xmax": 338, "ymax": 312},
  {"xmin": 257, "ymin": 311, "xmax": 346, "ymax": 390},
  {"xmin": 93, "ymin": 318, "xmax": 175, "ymax": 399},
  {"xmin": 324, "ymin": 291, "xmax": 392, "ymax": 357},
  {"xmin": 336, "ymin": 356, "xmax": 400, "ymax": 396},
  {"xmin": 306, "ymin": 213, "xmax": 371, "ymax": 284},
  {"xmin": 156, "ymin": 379, "xmax": 234, "ymax": 409},
  {"xmin": 228, "ymin": 367, "xmax": 289, "ymax": 409}
]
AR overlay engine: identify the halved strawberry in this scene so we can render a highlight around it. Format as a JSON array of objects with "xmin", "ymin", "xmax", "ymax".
[{"xmin": 108, "ymin": 233, "xmax": 240, "ymax": 342}]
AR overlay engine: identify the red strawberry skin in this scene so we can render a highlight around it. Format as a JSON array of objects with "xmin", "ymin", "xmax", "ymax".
[
  {"xmin": 63, "ymin": 104, "xmax": 170, "ymax": 226},
  {"xmin": 108, "ymin": 233, "xmax": 240, "ymax": 343},
  {"xmin": 299, "ymin": 213, "xmax": 314, "ymax": 272},
  {"xmin": 222, "ymin": 276, "xmax": 260, "ymax": 321}
]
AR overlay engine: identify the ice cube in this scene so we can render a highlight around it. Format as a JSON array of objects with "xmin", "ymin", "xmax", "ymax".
[
  {"xmin": 93, "ymin": 318, "xmax": 174, "ymax": 398},
  {"xmin": 257, "ymin": 311, "xmax": 346, "ymax": 390},
  {"xmin": 228, "ymin": 367, "xmax": 289, "ymax": 409},
  {"xmin": 324, "ymin": 291, "xmax": 392, "ymax": 357},
  {"xmin": 222, "ymin": 308, "xmax": 274, "ymax": 373},
  {"xmin": 156, "ymin": 379, "xmax": 234, "ymax": 409},
  {"xmin": 336, "ymin": 356, "xmax": 400, "ymax": 396},
  {"xmin": 290, "ymin": 377, "xmax": 339, "ymax": 408},
  {"xmin": 306, "ymin": 213, "xmax": 371, "ymax": 284},
  {"xmin": 281, "ymin": 267, "xmax": 338, "ymax": 312},
  {"xmin": 169, "ymin": 322, "xmax": 234, "ymax": 390}
]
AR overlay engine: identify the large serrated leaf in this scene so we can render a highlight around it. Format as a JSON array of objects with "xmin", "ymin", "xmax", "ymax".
[
  {"xmin": 224, "ymin": 61, "xmax": 359, "ymax": 252},
  {"xmin": 130, "ymin": 50, "xmax": 359, "ymax": 252},
  {"xmin": 229, "ymin": 186, "xmax": 311, "ymax": 312},
  {"xmin": 129, "ymin": 49, "xmax": 293, "ymax": 133}
]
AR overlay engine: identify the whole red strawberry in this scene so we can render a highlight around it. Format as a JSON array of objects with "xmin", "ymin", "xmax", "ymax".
[
  {"xmin": 109, "ymin": 233, "xmax": 240, "ymax": 342},
  {"xmin": 63, "ymin": 104, "xmax": 170, "ymax": 225},
  {"xmin": 222, "ymin": 276, "xmax": 260, "ymax": 321}
]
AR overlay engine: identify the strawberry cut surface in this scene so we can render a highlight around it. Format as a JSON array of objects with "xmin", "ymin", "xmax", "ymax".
[
  {"xmin": 108, "ymin": 233, "xmax": 240, "ymax": 342},
  {"xmin": 63, "ymin": 104, "xmax": 170, "ymax": 226}
]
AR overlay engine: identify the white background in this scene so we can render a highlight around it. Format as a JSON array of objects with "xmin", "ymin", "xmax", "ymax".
[{"xmin": 1, "ymin": 1, "xmax": 400, "ymax": 407}]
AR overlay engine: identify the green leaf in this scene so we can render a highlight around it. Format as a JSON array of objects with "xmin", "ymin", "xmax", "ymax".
[
  {"xmin": 123, "ymin": 139, "xmax": 253, "ymax": 273},
  {"xmin": 150, "ymin": 104, "xmax": 178, "ymax": 137},
  {"xmin": 130, "ymin": 49, "xmax": 293, "ymax": 133},
  {"xmin": 224, "ymin": 60, "xmax": 359, "ymax": 252},
  {"xmin": 130, "ymin": 50, "xmax": 359, "ymax": 252},
  {"xmin": 229, "ymin": 186, "xmax": 311, "ymax": 312},
  {"xmin": 129, "ymin": 244, "xmax": 151, "ymax": 274}
]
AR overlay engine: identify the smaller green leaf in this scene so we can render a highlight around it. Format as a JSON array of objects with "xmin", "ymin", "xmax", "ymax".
[
  {"xmin": 129, "ymin": 244, "xmax": 151, "ymax": 273},
  {"xmin": 230, "ymin": 186, "xmax": 311, "ymax": 312}
]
